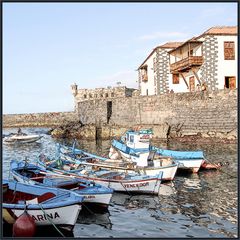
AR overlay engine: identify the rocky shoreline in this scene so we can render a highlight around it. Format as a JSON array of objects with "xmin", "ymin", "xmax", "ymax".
[{"xmin": 49, "ymin": 121, "xmax": 237, "ymax": 144}]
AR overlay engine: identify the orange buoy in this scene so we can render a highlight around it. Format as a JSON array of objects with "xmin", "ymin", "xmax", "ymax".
[{"xmin": 13, "ymin": 210, "xmax": 36, "ymax": 237}]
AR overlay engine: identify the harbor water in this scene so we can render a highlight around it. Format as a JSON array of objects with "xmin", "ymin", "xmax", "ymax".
[{"xmin": 2, "ymin": 127, "xmax": 238, "ymax": 238}]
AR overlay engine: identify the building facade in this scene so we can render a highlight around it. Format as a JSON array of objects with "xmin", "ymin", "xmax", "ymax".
[
  {"xmin": 138, "ymin": 42, "xmax": 183, "ymax": 95},
  {"xmin": 138, "ymin": 26, "xmax": 237, "ymax": 95}
]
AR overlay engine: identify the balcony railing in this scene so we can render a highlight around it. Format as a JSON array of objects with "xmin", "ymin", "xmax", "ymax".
[{"xmin": 170, "ymin": 56, "xmax": 203, "ymax": 73}]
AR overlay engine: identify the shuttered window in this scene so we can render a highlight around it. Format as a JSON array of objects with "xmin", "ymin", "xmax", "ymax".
[{"xmin": 224, "ymin": 41, "xmax": 235, "ymax": 60}]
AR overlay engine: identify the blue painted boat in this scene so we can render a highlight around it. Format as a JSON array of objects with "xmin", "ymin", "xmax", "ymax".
[
  {"xmin": 58, "ymin": 143, "xmax": 178, "ymax": 181},
  {"xmin": 3, "ymin": 179, "xmax": 83, "ymax": 231},
  {"xmin": 37, "ymin": 155, "xmax": 164, "ymax": 195},
  {"xmin": 11, "ymin": 160, "xmax": 113, "ymax": 210},
  {"xmin": 111, "ymin": 129, "xmax": 206, "ymax": 173}
]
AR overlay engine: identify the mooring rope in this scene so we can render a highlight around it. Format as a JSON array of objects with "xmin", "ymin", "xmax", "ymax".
[
  {"xmin": 119, "ymin": 181, "xmax": 132, "ymax": 196},
  {"xmin": 38, "ymin": 203, "xmax": 65, "ymax": 237},
  {"xmin": 204, "ymin": 158, "xmax": 237, "ymax": 178},
  {"xmin": 81, "ymin": 202, "xmax": 95, "ymax": 215}
]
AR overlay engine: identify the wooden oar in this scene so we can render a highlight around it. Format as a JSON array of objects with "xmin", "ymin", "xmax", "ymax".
[
  {"xmin": 63, "ymin": 156, "xmax": 136, "ymax": 171},
  {"xmin": 77, "ymin": 161, "xmax": 136, "ymax": 171},
  {"xmin": 39, "ymin": 170, "xmax": 75, "ymax": 179}
]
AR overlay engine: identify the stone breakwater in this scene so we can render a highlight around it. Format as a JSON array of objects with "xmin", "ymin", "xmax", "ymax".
[
  {"xmin": 3, "ymin": 111, "xmax": 78, "ymax": 128},
  {"xmin": 3, "ymin": 89, "xmax": 237, "ymax": 143}
]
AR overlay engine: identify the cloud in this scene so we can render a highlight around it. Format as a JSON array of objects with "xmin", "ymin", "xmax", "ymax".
[{"xmin": 138, "ymin": 31, "xmax": 189, "ymax": 41}]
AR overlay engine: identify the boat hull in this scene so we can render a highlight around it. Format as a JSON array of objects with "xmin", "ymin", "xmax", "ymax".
[
  {"xmin": 117, "ymin": 150, "xmax": 178, "ymax": 181},
  {"xmin": 42, "ymin": 167, "xmax": 162, "ymax": 195},
  {"xmin": 13, "ymin": 172, "xmax": 112, "ymax": 208},
  {"xmin": 3, "ymin": 135, "xmax": 42, "ymax": 144},
  {"xmin": 72, "ymin": 174, "xmax": 161, "ymax": 195},
  {"xmin": 175, "ymin": 159, "xmax": 204, "ymax": 173},
  {"xmin": 11, "ymin": 163, "xmax": 113, "ymax": 209},
  {"xmin": 3, "ymin": 204, "xmax": 81, "ymax": 229},
  {"xmin": 137, "ymin": 164, "xmax": 178, "ymax": 181},
  {"xmin": 112, "ymin": 138, "xmax": 206, "ymax": 175},
  {"xmin": 3, "ymin": 180, "xmax": 83, "ymax": 230}
]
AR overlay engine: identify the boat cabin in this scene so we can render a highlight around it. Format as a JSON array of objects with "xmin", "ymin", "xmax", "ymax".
[{"xmin": 124, "ymin": 129, "xmax": 153, "ymax": 150}]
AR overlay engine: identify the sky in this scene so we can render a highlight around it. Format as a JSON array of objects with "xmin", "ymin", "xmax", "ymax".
[{"xmin": 3, "ymin": 2, "xmax": 238, "ymax": 114}]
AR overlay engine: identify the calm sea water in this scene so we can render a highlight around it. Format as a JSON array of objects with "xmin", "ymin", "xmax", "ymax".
[{"xmin": 2, "ymin": 127, "xmax": 238, "ymax": 238}]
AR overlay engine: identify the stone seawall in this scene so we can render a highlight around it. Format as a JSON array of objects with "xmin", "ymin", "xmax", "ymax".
[
  {"xmin": 3, "ymin": 89, "xmax": 237, "ymax": 142},
  {"xmin": 3, "ymin": 111, "xmax": 78, "ymax": 128},
  {"xmin": 77, "ymin": 89, "xmax": 237, "ymax": 141}
]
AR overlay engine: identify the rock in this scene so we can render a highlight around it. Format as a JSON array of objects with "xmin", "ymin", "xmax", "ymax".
[
  {"xmin": 51, "ymin": 121, "xmax": 96, "ymax": 140},
  {"xmin": 226, "ymin": 135, "xmax": 236, "ymax": 140},
  {"xmin": 50, "ymin": 121, "xmax": 237, "ymax": 143},
  {"xmin": 152, "ymin": 123, "xmax": 170, "ymax": 139},
  {"xmin": 207, "ymin": 131, "xmax": 216, "ymax": 138},
  {"xmin": 215, "ymin": 132, "xmax": 226, "ymax": 138}
]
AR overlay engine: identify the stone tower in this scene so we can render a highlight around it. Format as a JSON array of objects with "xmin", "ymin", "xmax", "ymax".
[{"xmin": 71, "ymin": 83, "xmax": 78, "ymax": 97}]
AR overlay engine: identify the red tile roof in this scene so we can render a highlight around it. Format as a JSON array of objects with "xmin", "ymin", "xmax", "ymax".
[
  {"xmin": 197, "ymin": 26, "xmax": 237, "ymax": 38},
  {"xmin": 159, "ymin": 42, "xmax": 184, "ymax": 49},
  {"xmin": 138, "ymin": 42, "xmax": 183, "ymax": 69}
]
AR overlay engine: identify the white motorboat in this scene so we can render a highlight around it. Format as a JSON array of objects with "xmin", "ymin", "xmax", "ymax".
[{"xmin": 3, "ymin": 133, "xmax": 43, "ymax": 144}]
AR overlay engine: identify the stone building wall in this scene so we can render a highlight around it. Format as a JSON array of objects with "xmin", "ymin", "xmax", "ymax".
[
  {"xmin": 72, "ymin": 85, "xmax": 138, "ymax": 103},
  {"xmin": 156, "ymin": 48, "xmax": 171, "ymax": 94},
  {"xmin": 200, "ymin": 35, "xmax": 219, "ymax": 90},
  {"xmin": 77, "ymin": 89, "xmax": 237, "ymax": 140},
  {"xmin": 3, "ymin": 111, "xmax": 78, "ymax": 128}
]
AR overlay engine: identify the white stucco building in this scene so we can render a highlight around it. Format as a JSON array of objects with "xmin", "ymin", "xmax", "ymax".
[
  {"xmin": 138, "ymin": 26, "xmax": 237, "ymax": 95},
  {"xmin": 138, "ymin": 42, "xmax": 183, "ymax": 95}
]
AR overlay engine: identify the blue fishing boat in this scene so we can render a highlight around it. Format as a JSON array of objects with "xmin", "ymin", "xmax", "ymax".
[
  {"xmin": 3, "ymin": 179, "xmax": 83, "ymax": 231},
  {"xmin": 58, "ymin": 143, "xmax": 178, "ymax": 181},
  {"xmin": 11, "ymin": 160, "xmax": 113, "ymax": 210},
  {"xmin": 37, "ymin": 155, "xmax": 164, "ymax": 195},
  {"xmin": 111, "ymin": 129, "xmax": 206, "ymax": 173}
]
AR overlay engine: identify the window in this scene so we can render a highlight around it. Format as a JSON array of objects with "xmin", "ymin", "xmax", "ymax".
[
  {"xmin": 84, "ymin": 94, "xmax": 87, "ymax": 98},
  {"xmin": 224, "ymin": 41, "xmax": 235, "ymax": 60},
  {"xmin": 225, "ymin": 76, "xmax": 236, "ymax": 89},
  {"xmin": 173, "ymin": 74, "xmax": 179, "ymax": 84},
  {"xmin": 141, "ymin": 66, "xmax": 148, "ymax": 81},
  {"xmin": 188, "ymin": 49, "xmax": 193, "ymax": 56}
]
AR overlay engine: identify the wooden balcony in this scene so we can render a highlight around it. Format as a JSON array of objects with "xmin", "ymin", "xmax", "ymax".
[
  {"xmin": 142, "ymin": 74, "xmax": 148, "ymax": 82},
  {"xmin": 170, "ymin": 56, "xmax": 203, "ymax": 73}
]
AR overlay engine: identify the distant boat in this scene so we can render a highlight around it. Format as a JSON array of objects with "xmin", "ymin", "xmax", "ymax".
[
  {"xmin": 37, "ymin": 155, "xmax": 164, "ymax": 195},
  {"xmin": 3, "ymin": 179, "xmax": 83, "ymax": 231},
  {"xmin": 3, "ymin": 132, "xmax": 43, "ymax": 145},
  {"xmin": 10, "ymin": 160, "xmax": 114, "ymax": 210}
]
